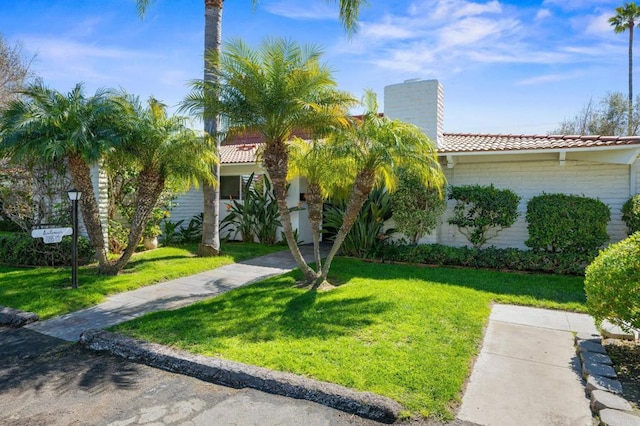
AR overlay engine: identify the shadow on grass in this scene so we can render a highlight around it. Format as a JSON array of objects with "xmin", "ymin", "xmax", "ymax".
[
  {"xmin": 333, "ymin": 258, "xmax": 586, "ymax": 307},
  {"xmin": 117, "ymin": 276, "xmax": 392, "ymax": 344}
]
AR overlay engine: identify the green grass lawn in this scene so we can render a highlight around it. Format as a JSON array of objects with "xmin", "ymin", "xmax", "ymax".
[
  {"xmin": 112, "ymin": 257, "xmax": 587, "ymax": 420},
  {"xmin": 0, "ymin": 242, "xmax": 285, "ymax": 319}
]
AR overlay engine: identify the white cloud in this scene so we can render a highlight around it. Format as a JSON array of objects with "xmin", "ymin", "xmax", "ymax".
[
  {"xmin": 262, "ymin": 0, "xmax": 336, "ymax": 20},
  {"xmin": 516, "ymin": 72, "xmax": 582, "ymax": 86},
  {"xmin": 438, "ymin": 17, "xmax": 518, "ymax": 49},
  {"xmin": 585, "ymin": 11, "xmax": 615, "ymax": 36},
  {"xmin": 22, "ymin": 37, "xmax": 143, "ymax": 61},
  {"xmin": 361, "ymin": 21, "xmax": 418, "ymax": 40},
  {"xmin": 535, "ymin": 8, "xmax": 552, "ymax": 20}
]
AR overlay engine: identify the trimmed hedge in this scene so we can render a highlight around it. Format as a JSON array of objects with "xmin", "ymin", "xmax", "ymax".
[
  {"xmin": 526, "ymin": 193, "xmax": 610, "ymax": 254},
  {"xmin": 585, "ymin": 232, "xmax": 640, "ymax": 331},
  {"xmin": 377, "ymin": 243, "xmax": 593, "ymax": 275},
  {"xmin": 447, "ymin": 184, "xmax": 520, "ymax": 248},
  {"xmin": 0, "ymin": 232, "xmax": 94, "ymax": 267},
  {"xmin": 621, "ymin": 194, "xmax": 640, "ymax": 235}
]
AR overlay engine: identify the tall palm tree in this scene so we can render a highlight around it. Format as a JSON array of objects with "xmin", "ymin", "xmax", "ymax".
[
  {"xmin": 317, "ymin": 91, "xmax": 445, "ymax": 285},
  {"xmin": 103, "ymin": 95, "xmax": 216, "ymax": 274},
  {"xmin": 182, "ymin": 37, "xmax": 356, "ymax": 282},
  {"xmin": 610, "ymin": 2, "xmax": 640, "ymax": 135},
  {"xmin": 135, "ymin": 0, "xmax": 366, "ymax": 256},
  {"xmin": 0, "ymin": 82, "xmax": 119, "ymax": 271}
]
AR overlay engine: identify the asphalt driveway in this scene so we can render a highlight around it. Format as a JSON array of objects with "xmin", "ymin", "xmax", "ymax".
[{"xmin": 0, "ymin": 327, "xmax": 382, "ymax": 426}]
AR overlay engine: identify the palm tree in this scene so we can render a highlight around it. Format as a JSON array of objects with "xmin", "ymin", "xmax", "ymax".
[
  {"xmin": 0, "ymin": 82, "xmax": 119, "ymax": 271},
  {"xmin": 316, "ymin": 91, "xmax": 445, "ymax": 285},
  {"xmin": 102, "ymin": 95, "xmax": 216, "ymax": 274},
  {"xmin": 288, "ymin": 138, "xmax": 354, "ymax": 269},
  {"xmin": 182, "ymin": 37, "xmax": 356, "ymax": 282},
  {"xmin": 610, "ymin": 2, "xmax": 640, "ymax": 135},
  {"xmin": 135, "ymin": 0, "xmax": 365, "ymax": 256}
]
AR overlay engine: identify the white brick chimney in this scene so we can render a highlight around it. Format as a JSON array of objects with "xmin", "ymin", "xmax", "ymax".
[{"xmin": 383, "ymin": 79, "xmax": 444, "ymax": 147}]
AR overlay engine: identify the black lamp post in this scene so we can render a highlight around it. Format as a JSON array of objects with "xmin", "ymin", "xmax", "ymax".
[{"xmin": 67, "ymin": 189, "xmax": 82, "ymax": 289}]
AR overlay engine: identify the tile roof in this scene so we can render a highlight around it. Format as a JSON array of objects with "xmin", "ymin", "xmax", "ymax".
[
  {"xmin": 220, "ymin": 142, "xmax": 262, "ymax": 164},
  {"xmin": 439, "ymin": 133, "xmax": 640, "ymax": 153},
  {"xmin": 219, "ymin": 133, "xmax": 640, "ymax": 164}
]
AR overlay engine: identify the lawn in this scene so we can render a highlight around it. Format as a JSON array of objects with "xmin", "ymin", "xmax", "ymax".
[
  {"xmin": 0, "ymin": 242, "xmax": 285, "ymax": 319},
  {"xmin": 112, "ymin": 257, "xmax": 587, "ymax": 420}
]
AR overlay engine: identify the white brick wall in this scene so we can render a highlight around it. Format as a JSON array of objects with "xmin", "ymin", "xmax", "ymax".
[
  {"xmin": 384, "ymin": 79, "xmax": 444, "ymax": 146},
  {"xmin": 422, "ymin": 158, "xmax": 637, "ymax": 249}
]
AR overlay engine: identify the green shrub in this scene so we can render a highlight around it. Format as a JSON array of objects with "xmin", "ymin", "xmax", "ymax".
[
  {"xmin": 448, "ymin": 184, "xmax": 520, "ymax": 248},
  {"xmin": 391, "ymin": 168, "xmax": 445, "ymax": 244},
  {"xmin": 0, "ymin": 232, "xmax": 94, "ymax": 267},
  {"xmin": 585, "ymin": 232, "xmax": 640, "ymax": 331},
  {"xmin": 621, "ymin": 194, "xmax": 640, "ymax": 235},
  {"xmin": 526, "ymin": 194, "xmax": 610, "ymax": 254},
  {"xmin": 377, "ymin": 242, "xmax": 591, "ymax": 275},
  {"xmin": 324, "ymin": 188, "xmax": 394, "ymax": 258}
]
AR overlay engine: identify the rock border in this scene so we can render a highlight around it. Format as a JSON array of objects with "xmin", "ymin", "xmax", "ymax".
[
  {"xmin": 80, "ymin": 329, "xmax": 403, "ymax": 424},
  {"xmin": 0, "ymin": 305, "xmax": 39, "ymax": 327},
  {"xmin": 574, "ymin": 333, "xmax": 640, "ymax": 426}
]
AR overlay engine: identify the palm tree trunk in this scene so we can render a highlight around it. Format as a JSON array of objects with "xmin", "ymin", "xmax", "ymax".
[
  {"xmin": 306, "ymin": 181, "xmax": 324, "ymax": 270},
  {"xmin": 318, "ymin": 169, "xmax": 375, "ymax": 286},
  {"xmin": 199, "ymin": 0, "xmax": 223, "ymax": 256},
  {"xmin": 104, "ymin": 168, "xmax": 165, "ymax": 275},
  {"xmin": 629, "ymin": 26, "xmax": 634, "ymax": 136},
  {"xmin": 66, "ymin": 154, "xmax": 109, "ymax": 270},
  {"xmin": 262, "ymin": 141, "xmax": 317, "ymax": 282}
]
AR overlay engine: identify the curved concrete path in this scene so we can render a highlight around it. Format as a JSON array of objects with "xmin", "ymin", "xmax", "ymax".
[
  {"xmin": 26, "ymin": 246, "xmax": 316, "ymax": 342},
  {"xmin": 21, "ymin": 248, "xmax": 602, "ymax": 425},
  {"xmin": 457, "ymin": 304, "xmax": 598, "ymax": 426}
]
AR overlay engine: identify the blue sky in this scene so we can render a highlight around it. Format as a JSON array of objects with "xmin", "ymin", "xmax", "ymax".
[{"xmin": 0, "ymin": 0, "xmax": 627, "ymax": 134}]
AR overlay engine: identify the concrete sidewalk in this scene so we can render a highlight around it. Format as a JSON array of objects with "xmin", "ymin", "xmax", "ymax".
[
  {"xmin": 26, "ymin": 246, "xmax": 316, "ymax": 342},
  {"xmin": 457, "ymin": 304, "xmax": 597, "ymax": 426}
]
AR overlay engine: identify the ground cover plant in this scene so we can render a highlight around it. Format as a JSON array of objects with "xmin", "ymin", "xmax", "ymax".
[
  {"xmin": 112, "ymin": 258, "xmax": 586, "ymax": 420},
  {"xmin": 0, "ymin": 242, "xmax": 283, "ymax": 320}
]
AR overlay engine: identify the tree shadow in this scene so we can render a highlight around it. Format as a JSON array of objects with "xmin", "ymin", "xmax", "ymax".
[
  {"xmin": 124, "ymin": 275, "xmax": 392, "ymax": 345},
  {"xmin": 332, "ymin": 258, "xmax": 586, "ymax": 306}
]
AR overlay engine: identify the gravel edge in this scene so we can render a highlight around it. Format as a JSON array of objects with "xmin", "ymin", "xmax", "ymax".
[
  {"xmin": 79, "ymin": 329, "xmax": 403, "ymax": 424},
  {"xmin": 0, "ymin": 305, "xmax": 39, "ymax": 327}
]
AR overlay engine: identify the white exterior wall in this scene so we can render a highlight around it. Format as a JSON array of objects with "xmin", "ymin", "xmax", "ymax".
[
  {"xmin": 169, "ymin": 168, "xmax": 313, "ymax": 244},
  {"xmin": 384, "ymin": 79, "xmax": 444, "ymax": 145},
  {"xmin": 428, "ymin": 158, "xmax": 636, "ymax": 249},
  {"xmin": 89, "ymin": 163, "xmax": 109, "ymax": 249}
]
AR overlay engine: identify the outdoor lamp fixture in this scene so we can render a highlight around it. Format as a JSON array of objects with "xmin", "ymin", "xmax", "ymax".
[{"xmin": 67, "ymin": 189, "xmax": 82, "ymax": 289}]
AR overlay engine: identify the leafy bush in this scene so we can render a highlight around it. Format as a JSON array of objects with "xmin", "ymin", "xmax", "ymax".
[
  {"xmin": 108, "ymin": 220, "xmax": 129, "ymax": 254},
  {"xmin": 324, "ymin": 188, "xmax": 394, "ymax": 258},
  {"xmin": 585, "ymin": 232, "xmax": 640, "ymax": 331},
  {"xmin": 179, "ymin": 213, "xmax": 203, "ymax": 243},
  {"xmin": 448, "ymin": 184, "xmax": 520, "ymax": 248},
  {"xmin": 377, "ymin": 242, "xmax": 591, "ymax": 275},
  {"xmin": 621, "ymin": 194, "xmax": 640, "ymax": 235},
  {"xmin": 161, "ymin": 219, "xmax": 185, "ymax": 245},
  {"xmin": 0, "ymin": 232, "xmax": 94, "ymax": 267},
  {"xmin": 526, "ymin": 193, "xmax": 610, "ymax": 254},
  {"xmin": 221, "ymin": 174, "xmax": 297, "ymax": 245},
  {"xmin": 391, "ymin": 168, "xmax": 445, "ymax": 244}
]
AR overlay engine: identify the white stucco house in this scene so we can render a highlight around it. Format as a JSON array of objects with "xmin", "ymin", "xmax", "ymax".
[{"xmin": 168, "ymin": 79, "xmax": 640, "ymax": 249}]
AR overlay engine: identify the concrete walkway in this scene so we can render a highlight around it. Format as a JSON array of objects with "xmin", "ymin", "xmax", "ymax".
[
  {"xmin": 457, "ymin": 304, "xmax": 598, "ymax": 426},
  {"xmin": 23, "ymin": 249, "xmax": 602, "ymax": 425},
  {"xmin": 26, "ymin": 246, "xmax": 315, "ymax": 342}
]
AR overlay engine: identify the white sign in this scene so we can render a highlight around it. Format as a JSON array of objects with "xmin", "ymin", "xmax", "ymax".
[{"xmin": 31, "ymin": 227, "xmax": 73, "ymax": 244}]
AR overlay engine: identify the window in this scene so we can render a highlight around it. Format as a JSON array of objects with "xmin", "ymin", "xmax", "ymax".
[{"xmin": 220, "ymin": 176, "xmax": 240, "ymax": 199}]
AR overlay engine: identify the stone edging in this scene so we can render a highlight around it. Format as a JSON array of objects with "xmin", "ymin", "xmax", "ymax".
[
  {"xmin": 0, "ymin": 305, "xmax": 39, "ymax": 327},
  {"xmin": 79, "ymin": 329, "xmax": 403, "ymax": 424},
  {"xmin": 575, "ymin": 333, "xmax": 640, "ymax": 425}
]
